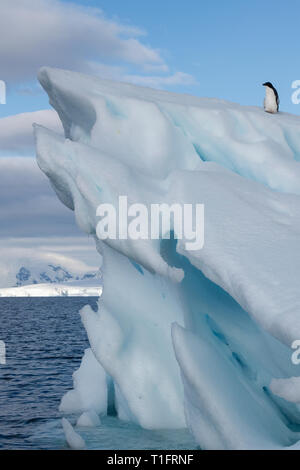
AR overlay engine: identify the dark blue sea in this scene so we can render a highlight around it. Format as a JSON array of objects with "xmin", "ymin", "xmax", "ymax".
[{"xmin": 0, "ymin": 297, "xmax": 196, "ymax": 450}]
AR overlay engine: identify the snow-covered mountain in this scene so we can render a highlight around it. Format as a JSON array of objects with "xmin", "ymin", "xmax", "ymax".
[
  {"xmin": 15, "ymin": 264, "xmax": 98, "ymax": 287},
  {"xmin": 0, "ymin": 246, "xmax": 100, "ymax": 288},
  {"xmin": 35, "ymin": 67, "xmax": 300, "ymax": 449}
]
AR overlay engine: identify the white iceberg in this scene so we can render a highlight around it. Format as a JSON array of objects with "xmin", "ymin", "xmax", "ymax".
[
  {"xmin": 270, "ymin": 376, "xmax": 300, "ymax": 404},
  {"xmin": 60, "ymin": 347, "xmax": 107, "ymax": 414},
  {"xmin": 76, "ymin": 410, "xmax": 101, "ymax": 428},
  {"xmin": 61, "ymin": 417, "xmax": 85, "ymax": 450},
  {"xmin": 34, "ymin": 67, "xmax": 300, "ymax": 448}
]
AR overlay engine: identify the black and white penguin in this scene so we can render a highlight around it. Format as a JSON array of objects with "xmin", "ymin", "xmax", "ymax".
[{"xmin": 262, "ymin": 82, "xmax": 279, "ymax": 113}]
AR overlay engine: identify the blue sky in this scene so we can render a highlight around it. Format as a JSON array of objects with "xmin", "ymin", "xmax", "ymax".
[
  {"xmin": 76, "ymin": 0, "xmax": 300, "ymax": 114},
  {"xmin": 0, "ymin": 0, "xmax": 300, "ymax": 280},
  {"xmin": 1, "ymin": 0, "xmax": 300, "ymax": 119}
]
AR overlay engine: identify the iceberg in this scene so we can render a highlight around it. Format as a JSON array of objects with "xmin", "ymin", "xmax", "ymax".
[
  {"xmin": 34, "ymin": 67, "xmax": 300, "ymax": 448},
  {"xmin": 62, "ymin": 418, "xmax": 86, "ymax": 450},
  {"xmin": 60, "ymin": 347, "xmax": 107, "ymax": 415},
  {"xmin": 76, "ymin": 410, "xmax": 101, "ymax": 428}
]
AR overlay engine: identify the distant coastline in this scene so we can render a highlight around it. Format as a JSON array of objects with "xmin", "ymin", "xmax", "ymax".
[{"xmin": 0, "ymin": 279, "xmax": 102, "ymax": 297}]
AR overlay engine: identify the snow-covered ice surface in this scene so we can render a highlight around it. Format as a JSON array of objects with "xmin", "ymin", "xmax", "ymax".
[
  {"xmin": 270, "ymin": 376, "xmax": 300, "ymax": 403},
  {"xmin": 0, "ymin": 279, "xmax": 102, "ymax": 297},
  {"xmin": 34, "ymin": 67, "xmax": 300, "ymax": 449}
]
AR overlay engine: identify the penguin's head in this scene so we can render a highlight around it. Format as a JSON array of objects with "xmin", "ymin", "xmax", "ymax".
[{"xmin": 263, "ymin": 82, "xmax": 273, "ymax": 88}]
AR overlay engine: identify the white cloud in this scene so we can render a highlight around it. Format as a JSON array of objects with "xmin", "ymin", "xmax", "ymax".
[
  {"xmin": 1, "ymin": 237, "xmax": 99, "ymax": 268},
  {"xmin": 124, "ymin": 71, "xmax": 198, "ymax": 88},
  {"xmin": 0, "ymin": 0, "xmax": 164, "ymax": 83},
  {"xmin": 86, "ymin": 62, "xmax": 126, "ymax": 81},
  {"xmin": 0, "ymin": 1, "xmax": 197, "ymax": 155},
  {"xmin": 0, "ymin": 0, "xmax": 197, "ymax": 94},
  {"xmin": 0, "ymin": 110, "xmax": 62, "ymax": 153},
  {"xmin": 0, "ymin": 157, "xmax": 79, "ymax": 237},
  {"xmin": 142, "ymin": 63, "xmax": 170, "ymax": 73},
  {"xmin": 0, "ymin": 156, "xmax": 101, "ymax": 286},
  {"xmin": 88, "ymin": 62, "xmax": 197, "ymax": 90}
]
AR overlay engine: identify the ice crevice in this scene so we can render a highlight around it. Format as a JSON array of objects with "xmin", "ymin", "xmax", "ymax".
[{"xmin": 34, "ymin": 67, "xmax": 300, "ymax": 449}]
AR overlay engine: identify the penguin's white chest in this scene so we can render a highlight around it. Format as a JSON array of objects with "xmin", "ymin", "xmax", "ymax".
[{"xmin": 264, "ymin": 87, "xmax": 278, "ymax": 113}]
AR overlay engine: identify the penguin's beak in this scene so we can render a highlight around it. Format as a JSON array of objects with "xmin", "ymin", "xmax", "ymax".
[{"xmin": 262, "ymin": 82, "xmax": 267, "ymax": 86}]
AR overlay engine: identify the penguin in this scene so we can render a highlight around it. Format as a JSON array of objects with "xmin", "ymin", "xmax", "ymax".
[{"xmin": 262, "ymin": 82, "xmax": 279, "ymax": 113}]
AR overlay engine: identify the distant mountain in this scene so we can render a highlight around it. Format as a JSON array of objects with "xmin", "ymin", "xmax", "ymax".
[
  {"xmin": 0, "ymin": 246, "xmax": 100, "ymax": 289},
  {"xmin": 14, "ymin": 264, "xmax": 100, "ymax": 287}
]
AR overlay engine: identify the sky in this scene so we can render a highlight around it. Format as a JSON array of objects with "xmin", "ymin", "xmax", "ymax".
[{"xmin": 1, "ymin": 0, "xmax": 300, "ymax": 282}]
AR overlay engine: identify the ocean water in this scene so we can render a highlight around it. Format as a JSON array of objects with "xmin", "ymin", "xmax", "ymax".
[{"xmin": 0, "ymin": 297, "xmax": 197, "ymax": 450}]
